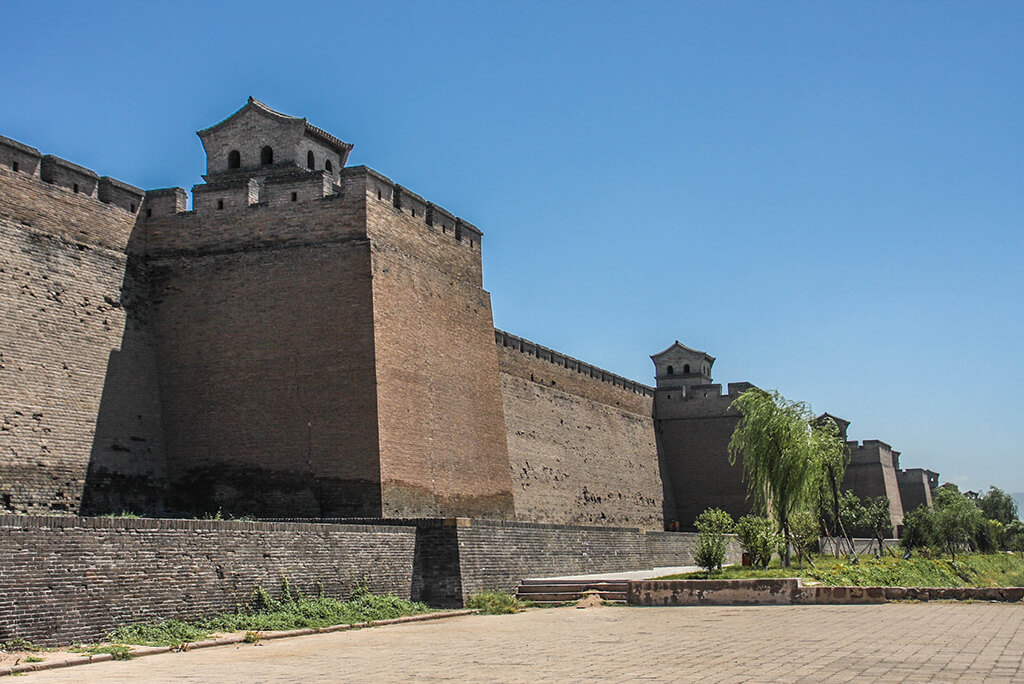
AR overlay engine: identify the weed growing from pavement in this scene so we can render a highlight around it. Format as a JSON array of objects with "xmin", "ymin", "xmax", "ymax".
[{"xmin": 466, "ymin": 591, "xmax": 526, "ymax": 614}]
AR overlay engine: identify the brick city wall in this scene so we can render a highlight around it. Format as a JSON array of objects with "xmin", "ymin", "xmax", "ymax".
[
  {"xmin": 365, "ymin": 170, "xmax": 514, "ymax": 519},
  {"xmin": 497, "ymin": 340, "xmax": 664, "ymax": 529},
  {"xmin": 142, "ymin": 178, "xmax": 382, "ymax": 517},
  {"xmin": 0, "ymin": 164, "xmax": 165, "ymax": 515},
  {"xmin": 654, "ymin": 387, "xmax": 749, "ymax": 528},
  {"xmin": 0, "ymin": 515, "xmax": 417, "ymax": 646}
]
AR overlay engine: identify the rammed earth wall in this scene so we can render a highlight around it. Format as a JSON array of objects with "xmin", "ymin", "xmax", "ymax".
[{"xmin": 0, "ymin": 515, "xmax": 417, "ymax": 646}]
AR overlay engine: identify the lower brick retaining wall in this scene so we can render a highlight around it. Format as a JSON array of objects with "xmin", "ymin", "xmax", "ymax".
[
  {"xmin": 268, "ymin": 518, "xmax": 731, "ymax": 606},
  {"xmin": 0, "ymin": 515, "xmax": 417, "ymax": 646}
]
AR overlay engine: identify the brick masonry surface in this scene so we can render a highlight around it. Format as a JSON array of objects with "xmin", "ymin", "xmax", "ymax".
[
  {"xmin": 0, "ymin": 515, "xmax": 416, "ymax": 646},
  {"xmin": 498, "ymin": 343, "xmax": 664, "ymax": 529}
]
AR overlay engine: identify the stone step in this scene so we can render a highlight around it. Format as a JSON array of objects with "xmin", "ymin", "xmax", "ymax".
[{"xmin": 517, "ymin": 583, "xmax": 628, "ymax": 594}]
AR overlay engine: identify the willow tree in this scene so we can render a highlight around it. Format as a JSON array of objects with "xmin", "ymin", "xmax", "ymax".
[{"xmin": 728, "ymin": 388, "xmax": 845, "ymax": 566}]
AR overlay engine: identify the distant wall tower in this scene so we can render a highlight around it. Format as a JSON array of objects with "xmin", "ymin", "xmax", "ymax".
[{"xmin": 651, "ymin": 341, "xmax": 755, "ymax": 528}]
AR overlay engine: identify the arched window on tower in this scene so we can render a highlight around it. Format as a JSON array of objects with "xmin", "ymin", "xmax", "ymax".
[
  {"xmin": 667, "ymin": 365, "xmax": 674, "ymax": 375},
  {"xmin": 325, "ymin": 159, "xmax": 333, "ymax": 175},
  {"xmin": 261, "ymin": 146, "xmax": 274, "ymax": 166},
  {"xmin": 683, "ymin": 364, "xmax": 690, "ymax": 374},
  {"xmin": 307, "ymin": 150, "xmax": 315, "ymax": 169},
  {"xmin": 227, "ymin": 150, "xmax": 240, "ymax": 169}
]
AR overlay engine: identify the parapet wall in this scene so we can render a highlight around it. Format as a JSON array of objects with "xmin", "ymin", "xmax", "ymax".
[{"xmin": 0, "ymin": 515, "xmax": 417, "ymax": 645}]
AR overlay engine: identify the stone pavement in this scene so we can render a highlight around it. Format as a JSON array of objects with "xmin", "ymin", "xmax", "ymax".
[{"xmin": 26, "ymin": 603, "xmax": 1024, "ymax": 682}]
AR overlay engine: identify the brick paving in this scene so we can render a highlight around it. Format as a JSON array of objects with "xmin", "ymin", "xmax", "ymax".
[{"xmin": 26, "ymin": 603, "xmax": 1024, "ymax": 682}]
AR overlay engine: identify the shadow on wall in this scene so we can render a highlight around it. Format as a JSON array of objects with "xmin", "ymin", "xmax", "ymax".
[{"xmin": 80, "ymin": 223, "xmax": 167, "ymax": 515}]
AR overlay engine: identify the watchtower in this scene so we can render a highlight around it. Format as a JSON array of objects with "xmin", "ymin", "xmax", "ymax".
[{"xmin": 650, "ymin": 341, "xmax": 714, "ymax": 392}]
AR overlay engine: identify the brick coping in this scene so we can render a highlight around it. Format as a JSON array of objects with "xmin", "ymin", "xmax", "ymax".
[{"xmin": 0, "ymin": 610, "xmax": 478, "ymax": 677}]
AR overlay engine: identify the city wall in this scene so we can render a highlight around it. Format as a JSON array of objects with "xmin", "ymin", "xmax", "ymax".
[
  {"xmin": 0, "ymin": 157, "xmax": 165, "ymax": 516},
  {"xmin": 495, "ymin": 331, "xmax": 666, "ymax": 530}
]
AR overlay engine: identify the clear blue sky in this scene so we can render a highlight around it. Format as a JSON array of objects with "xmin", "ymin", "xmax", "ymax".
[{"xmin": 3, "ymin": 1, "xmax": 1022, "ymax": 494}]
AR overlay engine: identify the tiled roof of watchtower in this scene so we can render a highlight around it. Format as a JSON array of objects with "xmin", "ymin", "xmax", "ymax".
[
  {"xmin": 650, "ymin": 341, "xmax": 715, "ymax": 362},
  {"xmin": 197, "ymin": 96, "xmax": 354, "ymax": 156}
]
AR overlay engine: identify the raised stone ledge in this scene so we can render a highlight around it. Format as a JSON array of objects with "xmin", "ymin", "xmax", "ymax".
[{"xmin": 627, "ymin": 578, "xmax": 1024, "ymax": 606}]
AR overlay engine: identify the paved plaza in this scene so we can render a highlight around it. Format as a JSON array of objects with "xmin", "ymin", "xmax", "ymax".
[{"xmin": 27, "ymin": 603, "xmax": 1024, "ymax": 682}]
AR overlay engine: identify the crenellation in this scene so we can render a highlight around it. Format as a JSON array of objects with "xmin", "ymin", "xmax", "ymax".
[
  {"xmin": 142, "ymin": 187, "xmax": 188, "ymax": 217},
  {"xmin": 496, "ymin": 329, "xmax": 654, "ymax": 397},
  {"xmin": 97, "ymin": 176, "xmax": 144, "ymax": 214},
  {"xmin": 0, "ymin": 135, "xmax": 41, "ymax": 176},
  {"xmin": 40, "ymin": 155, "xmax": 99, "ymax": 198}
]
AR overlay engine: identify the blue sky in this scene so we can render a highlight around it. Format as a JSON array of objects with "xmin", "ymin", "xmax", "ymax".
[{"xmin": 3, "ymin": 1, "xmax": 1022, "ymax": 494}]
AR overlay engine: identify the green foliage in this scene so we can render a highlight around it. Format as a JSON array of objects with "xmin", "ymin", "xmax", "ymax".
[
  {"xmin": 728, "ymin": 388, "xmax": 845, "ymax": 566},
  {"xmin": 934, "ymin": 486, "xmax": 985, "ymax": 561},
  {"xmin": 901, "ymin": 504, "xmax": 938, "ymax": 551},
  {"xmin": 466, "ymin": 591, "xmax": 524, "ymax": 615},
  {"xmin": 859, "ymin": 496, "xmax": 893, "ymax": 553},
  {"xmin": 734, "ymin": 515, "xmax": 776, "ymax": 569},
  {"xmin": 693, "ymin": 508, "xmax": 734, "ymax": 572},
  {"xmin": 99, "ymin": 511, "xmax": 141, "ymax": 519},
  {"xmin": 69, "ymin": 644, "xmax": 134, "ymax": 660},
  {"xmin": 0, "ymin": 638, "xmax": 40, "ymax": 652},
  {"xmin": 1005, "ymin": 521, "xmax": 1024, "ymax": 552},
  {"xmin": 979, "ymin": 487, "xmax": 1019, "ymax": 525},
  {"xmin": 788, "ymin": 511, "xmax": 819, "ymax": 566},
  {"xmin": 24, "ymin": 656, "xmax": 44, "ymax": 663},
  {"xmin": 657, "ymin": 552, "xmax": 1024, "ymax": 588},
  {"xmin": 106, "ymin": 584, "xmax": 431, "ymax": 646}
]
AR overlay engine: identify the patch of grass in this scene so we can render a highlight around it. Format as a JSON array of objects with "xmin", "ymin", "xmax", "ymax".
[
  {"xmin": 106, "ymin": 586, "xmax": 431, "ymax": 646},
  {"xmin": 654, "ymin": 553, "xmax": 1024, "ymax": 587},
  {"xmin": 0, "ymin": 638, "xmax": 40, "ymax": 652},
  {"xmin": 23, "ymin": 656, "xmax": 43, "ymax": 663},
  {"xmin": 465, "ymin": 591, "xmax": 524, "ymax": 615},
  {"xmin": 69, "ymin": 644, "xmax": 134, "ymax": 660}
]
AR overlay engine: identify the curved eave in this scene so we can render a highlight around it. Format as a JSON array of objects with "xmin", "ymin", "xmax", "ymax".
[{"xmin": 650, "ymin": 340, "xmax": 715, "ymax": 363}]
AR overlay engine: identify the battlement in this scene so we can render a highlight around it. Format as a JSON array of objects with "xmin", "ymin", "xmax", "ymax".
[
  {"xmin": 0, "ymin": 134, "xmax": 142, "ymax": 216},
  {"xmin": 362, "ymin": 166, "xmax": 483, "ymax": 249},
  {"xmin": 495, "ymin": 329, "xmax": 654, "ymax": 397},
  {"xmin": 0, "ymin": 135, "xmax": 41, "ymax": 176},
  {"xmin": 656, "ymin": 381, "xmax": 754, "ymax": 399},
  {"xmin": 143, "ymin": 187, "xmax": 188, "ymax": 217}
]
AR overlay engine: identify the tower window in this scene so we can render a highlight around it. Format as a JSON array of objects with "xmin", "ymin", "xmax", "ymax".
[
  {"xmin": 146, "ymin": 208, "xmax": 152, "ymax": 217},
  {"xmin": 228, "ymin": 150, "xmax": 241, "ymax": 169},
  {"xmin": 130, "ymin": 203, "xmax": 136, "ymax": 213},
  {"xmin": 291, "ymin": 192, "xmax": 298, "ymax": 202},
  {"xmin": 307, "ymin": 150, "xmax": 315, "ymax": 169},
  {"xmin": 667, "ymin": 365, "xmax": 674, "ymax": 375},
  {"xmin": 217, "ymin": 199, "xmax": 224, "ymax": 210},
  {"xmin": 683, "ymin": 364, "xmax": 690, "ymax": 374},
  {"xmin": 325, "ymin": 159, "xmax": 333, "ymax": 174},
  {"xmin": 11, "ymin": 161, "xmax": 18, "ymax": 172},
  {"xmin": 73, "ymin": 183, "xmax": 79, "ymax": 193},
  {"xmin": 260, "ymin": 146, "xmax": 273, "ymax": 166}
]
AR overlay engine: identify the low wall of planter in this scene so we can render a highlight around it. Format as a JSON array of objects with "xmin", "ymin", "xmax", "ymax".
[{"xmin": 627, "ymin": 578, "xmax": 1024, "ymax": 606}]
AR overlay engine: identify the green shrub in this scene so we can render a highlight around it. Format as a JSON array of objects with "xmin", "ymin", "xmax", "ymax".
[
  {"xmin": 466, "ymin": 591, "xmax": 523, "ymax": 615},
  {"xmin": 694, "ymin": 508, "xmax": 734, "ymax": 572},
  {"xmin": 734, "ymin": 515, "xmax": 776, "ymax": 569},
  {"xmin": 788, "ymin": 511, "xmax": 819, "ymax": 566}
]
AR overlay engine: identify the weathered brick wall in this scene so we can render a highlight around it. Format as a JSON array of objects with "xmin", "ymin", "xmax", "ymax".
[
  {"xmin": 0, "ymin": 515, "xmax": 416, "ymax": 646},
  {"xmin": 0, "ymin": 165, "xmax": 165, "ymax": 515},
  {"xmin": 843, "ymin": 441, "xmax": 905, "ymax": 533},
  {"xmin": 655, "ymin": 389, "xmax": 748, "ymax": 528},
  {"xmin": 498, "ymin": 342, "xmax": 664, "ymax": 529},
  {"xmin": 144, "ymin": 185, "xmax": 381, "ymax": 517},
  {"xmin": 364, "ymin": 171, "xmax": 514, "ymax": 519},
  {"xmin": 644, "ymin": 530, "xmax": 741, "ymax": 568}
]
